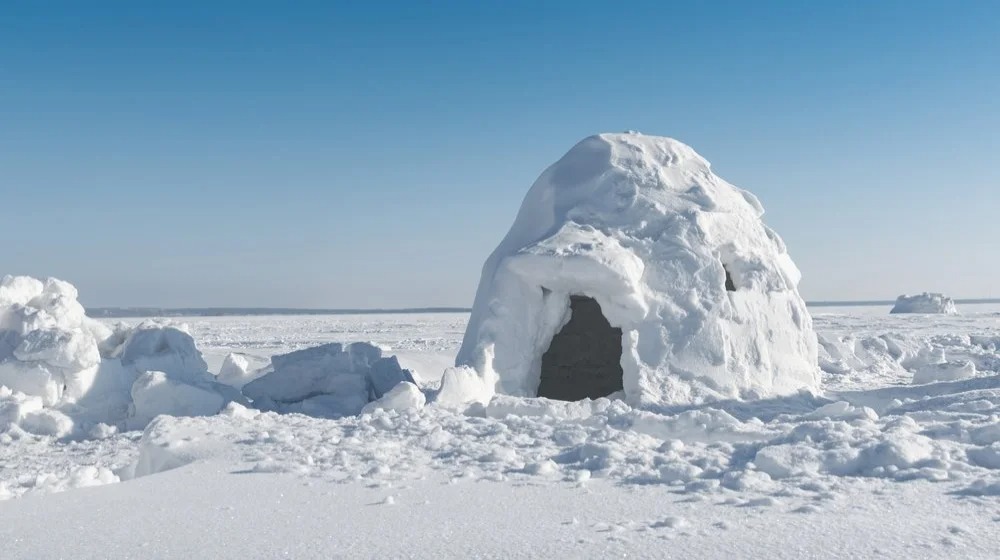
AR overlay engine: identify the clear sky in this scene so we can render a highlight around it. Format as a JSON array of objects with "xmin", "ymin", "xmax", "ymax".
[{"xmin": 2, "ymin": 1, "xmax": 998, "ymax": 308}]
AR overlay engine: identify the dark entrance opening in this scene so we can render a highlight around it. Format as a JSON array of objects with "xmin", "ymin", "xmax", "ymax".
[{"xmin": 537, "ymin": 295, "xmax": 624, "ymax": 401}]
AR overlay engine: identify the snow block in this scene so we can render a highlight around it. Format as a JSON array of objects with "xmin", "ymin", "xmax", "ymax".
[
  {"xmin": 457, "ymin": 132, "xmax": 820, "ymax": 405},
  {"xmin": 129, "ymin": 371, "xmax": 227, "ymax": 429},
  {"xmin": 0, "ymin": 276, "xmax": 111, "ymax": 405},
  {"xmin": 890, "ymin": 293, "xmax": 958, "ymax": 315},
  {"xmin": 215, "ymin": 352, "xmax": 261, "ymax": 389},
  {"xmin": 362, "ymin": 381, "xmax": 426, "ymax": 413},
  {"xmin": 243, "ymin": 342, "xmax": 415, "ymax": 417},
  {"xmin": 912, "ymin": 360, "xmax": 976, "ymax": 385},
  {"xmin": 118, "ymin": 322, "xmax": 210, "ymax": 384}
]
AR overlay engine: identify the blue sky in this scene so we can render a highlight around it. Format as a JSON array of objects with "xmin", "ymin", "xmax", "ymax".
[{"xmin": 2, "ymin": 1, "xmax": 998, "ymax": 307}]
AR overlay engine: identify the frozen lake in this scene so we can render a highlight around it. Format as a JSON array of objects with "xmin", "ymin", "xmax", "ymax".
[{"xmin": 2, "ymin": 305, "xmax": 999, "ymax": 558}]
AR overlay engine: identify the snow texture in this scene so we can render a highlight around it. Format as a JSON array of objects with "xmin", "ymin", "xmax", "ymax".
[
  {"xmin": 457, "ymin": 132, "xmax": 819, "ymax": 405},
  {"xmin": 891, "ymin": 292, "xmax": 958, "ymax": 315},
  {"xmin": 2, "ymin": 307, "xmax": 1000, "ymax": 558},
  {"xmin": 243, "ymin": 342, "xmax": 415, "ymax": 417}
]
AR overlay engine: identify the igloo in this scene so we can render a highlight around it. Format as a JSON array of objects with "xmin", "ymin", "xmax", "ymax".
[{"xmin": 454, "ymin": 132, "xmax": 820, "ymax": 406}]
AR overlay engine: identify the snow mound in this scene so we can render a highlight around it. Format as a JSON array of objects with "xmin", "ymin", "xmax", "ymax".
[
  {"xmin": 0, "ymin": 276, "xmax": 236, "ymax": 435},
  {"xmin": 243, "ymin": 342, "xmax": 415, "ymax": 417},
  {"xmin": 456, "ymin": 132, "xmax": 819, "ymax": 405},
  {"xmin": 890, "ymin": 293, "xmax": 958, "ymax": 315},
  {"xmin": 0, "ymin": 275, "xmax": 111, "ymax": 406}
]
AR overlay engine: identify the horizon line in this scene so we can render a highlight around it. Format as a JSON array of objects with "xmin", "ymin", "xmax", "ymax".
[{"xmin": 85, "ymin": 298, "xmax": 1000, "ymax": 318}]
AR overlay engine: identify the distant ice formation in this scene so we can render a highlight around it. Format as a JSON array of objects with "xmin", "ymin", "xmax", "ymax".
[{"xmin": 890, "ymin": 293, "xmax": 958, "ymax": 315}]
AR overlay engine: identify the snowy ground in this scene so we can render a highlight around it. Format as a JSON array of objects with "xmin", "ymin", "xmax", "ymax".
[{"xmin": 2, "ymin": 306, "xmax": 1000, "ymax": 558}]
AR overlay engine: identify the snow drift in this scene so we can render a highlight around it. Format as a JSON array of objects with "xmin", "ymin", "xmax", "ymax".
[
  {"xmin": 455, "ymin": 132, "xmax": 820, "ymax": 406},
  {"xmin": 890, "ymin": 293, "xmax": 958, "ymax": 315}
]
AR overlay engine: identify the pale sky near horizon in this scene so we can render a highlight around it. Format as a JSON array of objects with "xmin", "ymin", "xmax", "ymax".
[{"xmin": 2, "ymin": 1, "xmax": 998, "ymax": 308}]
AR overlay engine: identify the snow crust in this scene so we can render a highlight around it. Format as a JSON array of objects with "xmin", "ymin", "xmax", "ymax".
[
  {"xmin": 891, "ymin": 292, "xmax": 958, "ymax": 314},
  {"xmin": 456, "ymin": 132, "xmax": 819, "ymax": 405}
]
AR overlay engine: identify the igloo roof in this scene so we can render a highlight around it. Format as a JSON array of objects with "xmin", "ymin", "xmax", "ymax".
[{"xmin": 453, "ymin": 132, "xmax": 820, "ymax": 406}]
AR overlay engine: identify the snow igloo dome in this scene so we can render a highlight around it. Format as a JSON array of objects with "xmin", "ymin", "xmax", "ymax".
[{"xmin": 455, "ymin": 132, "xmax": 820, "ymax": 405}]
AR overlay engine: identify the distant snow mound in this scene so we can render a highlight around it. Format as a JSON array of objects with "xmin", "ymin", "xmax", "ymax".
[
  {"xmin": 455, "ymin": 132, "xmax": 819, "ymax": 406},
  {"xmin": 243, "ymin": 342, "xmax": 417, "ymax": 417},
  {"xmin": 0, "ymin": 275, "xmax": 235, "ymax": 435},
  {"xmin": 890, "ymin": 293, "xmax": 958, "ymax": 315}
]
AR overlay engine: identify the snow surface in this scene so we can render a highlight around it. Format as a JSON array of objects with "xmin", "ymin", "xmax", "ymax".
[
  {"xmin": 891, "ymin": 292, "xmax": 959, "ymax": 315},
  {"xmin": 1, "ymin": 306, "xmax": 1000, "ymax": 557},
  {"xmin": 457, "ymin": 132, "xmax": 819, "ymax": 406}
]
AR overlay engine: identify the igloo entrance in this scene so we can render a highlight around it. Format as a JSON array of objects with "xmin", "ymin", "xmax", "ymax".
[{"xmin": 537, "ymin": 295, "xmax": 624, "ymax": 401}]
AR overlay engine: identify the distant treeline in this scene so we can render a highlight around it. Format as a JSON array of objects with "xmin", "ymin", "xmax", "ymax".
[{"xmin": 85, "ymin": 299, "xmax": 1000, "ymax": 318}]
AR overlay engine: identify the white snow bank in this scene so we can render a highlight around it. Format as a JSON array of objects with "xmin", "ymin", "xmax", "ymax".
[
  {"xmin": 243, "ymin": 342, "xmax": 415, "ymax": 417},
  {"xmin": 890, "ymin": 293, "xmax": 958, "ymax": 314},
  {"xmin": 456, "ymin": 132, "xmax": 819, "ymax": 406}
]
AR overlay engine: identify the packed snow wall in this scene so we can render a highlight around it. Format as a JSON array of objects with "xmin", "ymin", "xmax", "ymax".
[{"xmin": 455, "ymin": 132, "xmax": 820, "ymax": 405}]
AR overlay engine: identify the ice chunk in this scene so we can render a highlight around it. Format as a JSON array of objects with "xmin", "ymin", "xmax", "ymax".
[
  {"xmin": 435, "ymin": 365, "xmax": 496, "ymax": 409},
  {"xmin": 15, "ymin": 328, "xmax": 101, "ymax": 371},
  {"xmin": 0, "ymin": 275, "xmax": 44, "ymax": 308},
  {"xmin": 0, "ymin": 386, "xmax": 44, "ymax": 431},
  {"xmin": 20, "ymin": 408, "xmax": 75, "ymax": 437},
  {"xmin": 362, "ymin": 381, "xmax": 426, "ymax": 413},
  {"xmin": 912, "ymin": 360, "xmax": 976, "ymax": 384},
  {"xmin": 243, "ymin": 342, "xmax": 415, "ymax": 417},
  {"xmin": 129, "ymin": 371, "xmax": 227, "ymax": 429},
  {"xmin": 0, "ymin": 362, "xmax": 62, "ymax": 406},
  {"xmin": 215, "ymin": 352, "xmax": 262, "ymax": 389},
  {"xmin": 890, "ymin": 293, "xmax": 958, "ymax": 315},
  {"xmin": 118, "ymin": 322, "xmax": 210, "ymax": 383}
]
